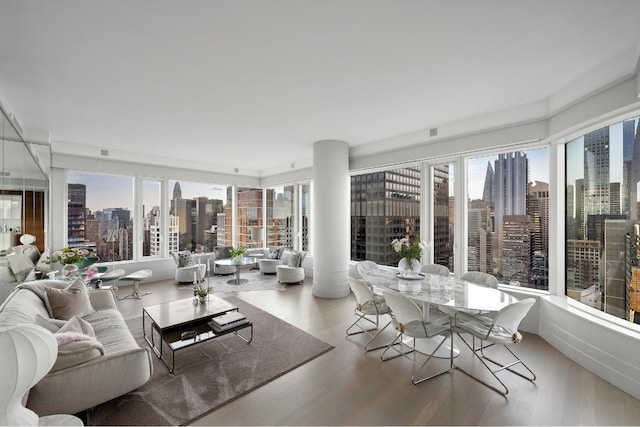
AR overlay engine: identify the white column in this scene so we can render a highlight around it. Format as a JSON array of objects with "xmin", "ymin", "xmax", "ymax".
[{"xmin": 312, "ymin": 140, "xmax": 350, "ymax": 298}]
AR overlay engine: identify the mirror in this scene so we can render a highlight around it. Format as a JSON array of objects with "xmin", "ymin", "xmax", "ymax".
[{"xmin": 0, "ymin": 105, "xmax": 48, "ymax": 253}]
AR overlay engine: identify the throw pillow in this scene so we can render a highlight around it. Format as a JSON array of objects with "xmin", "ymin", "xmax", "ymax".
[
  {"xmin": 177, "ymin": 251, "xmax": 195, "ymax": 267},
  {"xmin": 44, "ymin": 279, "xmax": 95, "ymax": 320},
  {"xmin": 281, "ymin": 250, "xmax": 292, "ymax": 266},
  {"xmin": 267, "ymin": 247, "xmax": 280, "ymax": 259},
  {"xmin": 288, "ymin": 252, "xmax": 302, "ymax": 268},
  {"xmin": 57, "ymin": 315, "xmax": 96, "ymax": 337},
  {"xmin": 5, "ymin": 252, "xmax": 35, "ymax": 281}
]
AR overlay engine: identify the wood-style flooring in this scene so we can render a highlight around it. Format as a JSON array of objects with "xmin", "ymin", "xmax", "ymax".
[{"xmin": 112, "ymin": 275, "xmax": 640, "ymax": 426}]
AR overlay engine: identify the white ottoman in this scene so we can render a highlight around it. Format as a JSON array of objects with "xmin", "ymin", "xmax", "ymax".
[
  {"xmin": 276, "ymin": 265, "xmax": 305, "ymax": 284},
  {"xmin": 118, "ymin": 269, "xmax": 153, "ymax": 300}
]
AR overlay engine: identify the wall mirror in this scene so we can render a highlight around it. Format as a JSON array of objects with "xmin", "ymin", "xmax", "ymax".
[{"xmin": 0, "ymin": 105, "xmax": 48, "ymax": 253}]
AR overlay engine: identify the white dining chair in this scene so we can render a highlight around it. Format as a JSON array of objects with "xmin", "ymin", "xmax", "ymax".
[
  {"xmin": 461, "ymin": 271, "xmax": 499, "ymax": 289},
  {"xmin": 381, "ymin": 290, "xmax": 452, "ymax": 384},
  {"xmin": 346, "ymin": 277, "xmax": 392, "ymax": 352},
  {"xmin": 420, "ymin": 264, "xmax": 450, "ymax": 276},
  {"xmin": 354, "ymin": 260, "xmax": 380, "ymax": 280},
  {"xmin": 453, "ymin": 298, "xmax": 536, "ymax": 395}
]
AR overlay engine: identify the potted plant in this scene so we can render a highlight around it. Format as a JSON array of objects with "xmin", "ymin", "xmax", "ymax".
[
  {"xmin": 229, "ymin": 247, "xmax": 247, "ymax": 263},
  {"xmin": 390, "ymin": 238, "xmax": 422, "ymax": 277},
  {"xmin": 194, "ymin": 284, "xmax": 212, "ymax": 304}
]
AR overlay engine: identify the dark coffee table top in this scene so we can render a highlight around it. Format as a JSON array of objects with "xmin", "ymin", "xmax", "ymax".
[{"xmin": 143, "ymin": 296, "xmax": 237, "ymax": 330}]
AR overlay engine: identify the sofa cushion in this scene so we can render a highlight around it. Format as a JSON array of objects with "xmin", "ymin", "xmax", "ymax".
[
  {"xmin": 177, "ymin": 251, "xmax": 195, "ymax": 267},
  {"xmin": 58, "ymin": 315, "xmax": 96, "ymax": 336},
  {"xmin": 44, "ymin": 279, "xmax": 95, "ymax": 320}
]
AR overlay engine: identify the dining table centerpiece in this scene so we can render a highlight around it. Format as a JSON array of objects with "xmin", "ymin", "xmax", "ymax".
[{"xmin": 391, "ymin": 238, "xmax": 422, "ymax": 277}]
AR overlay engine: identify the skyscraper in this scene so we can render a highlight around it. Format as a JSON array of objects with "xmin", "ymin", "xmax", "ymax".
[
  {"xmin": 583, "ymin": 128, "xmax": 610, "ymax": 224},
  {"xmin": 67, "ymin": 183, "xmax": 86, "ymax": 247},
  {"xmin": 350, "ymin": 167, "xmax": 421, "ymax": 266},
  {"xmin": 433, "ymin": 165, "xmax": 452, "ymax": 268}
]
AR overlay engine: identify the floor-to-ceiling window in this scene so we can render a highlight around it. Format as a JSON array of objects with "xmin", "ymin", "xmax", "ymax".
[
  {"xmin": 301, "ymin": 183, "xmax": 311, "ymax": 251},
  {"xmin": 565, "ymin": 115, "xmax": 640, "ymax": 324},
  {"xmin": 467, "ymin": 148, "xmax": 549, "ymax": 289},
  {"xmin": 351, "ymin": 166, "xmax": 421, "ymax": 267},
  {"xmin": 168, "ymin": 180, "xmax": 228, "ymax": 252},
  {"xmin": 266, "ymin": 185, "xmax": 294, "ymax": 249},
  {"xmin": 67, "ymin": 171, "xmax": 134, "ymax": 261}
]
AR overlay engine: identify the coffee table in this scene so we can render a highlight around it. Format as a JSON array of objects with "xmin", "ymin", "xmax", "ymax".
[
  {"xmin": 143, "ymin": 296, "xmax": 253, "ymax": 373},
  {"xmin": 214, "ymin": 257, "xmax": 257, "ymax": 285}
]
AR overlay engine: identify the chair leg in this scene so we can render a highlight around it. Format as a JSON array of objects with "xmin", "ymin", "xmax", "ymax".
[
  {"xmin": 363, "ymin": 319, "xmax": 392, "ymax": 352},
  {"xmin": 411, "ymin": 333, "xmax": 452, "ymax": 384},
  {"xmin": 345, "ymin": 311, "xmax": 379, "ymax": 336},
  {"xmin": 453, "ymin": 333, "xmax": 509, "ymax": 395},
  {"xmin": 381, "ymin": 333, "xmax": 414, "ymax": 361},
  {"xmin": 478, "ymin": 343, "xmax": 536, "ymax": 382}
]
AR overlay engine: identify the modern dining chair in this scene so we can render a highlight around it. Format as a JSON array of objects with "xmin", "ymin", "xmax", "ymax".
[
  {"xmin": 381, "ymin": 290, "xmax": 452, "ymax": 384},
  {"xmin": 420, "ymin": 264, "xmax": 450, "ymax": 276},
  {"xmin": 453, "ymin": 298, "xmax": 536, "ymax": 395},
  {"xmin": 461, "ymin": 271, "xmax": 499, "ymax": 289},
  {"xmin": 354, "ymin": 260, "xmax": 379, "ymax": 280},
  {"xmin": 346, "ymin": 277, "xmax": 392, "ymax": 352}
]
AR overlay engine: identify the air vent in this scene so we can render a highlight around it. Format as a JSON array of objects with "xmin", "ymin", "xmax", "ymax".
[
  {"xmin": 0, "ymin": 171, "xmax": 10, "ymax": 177},
  {"xmin": 429, "ymin": 128, "xmax": 438, "ymax": 137},
  {"xmin": 234, "ymin": 168, "xmax": 239, "ymax": 173},
  {"xmin": 291, "ymin": 162, "xmax": 295, "ymax": 169},
  {"xmin": 100, "ymin": 149, "xmax": 109, "ymax": 156}
]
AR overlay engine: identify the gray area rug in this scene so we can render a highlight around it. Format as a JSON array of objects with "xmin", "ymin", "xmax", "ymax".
[
  {"xmin": 200, "ymin": 270, "xmax": 287, "ymax": 293},
  {"xmin": 86, "ymin": 297, "xmax": 333, "ymax": 426}
]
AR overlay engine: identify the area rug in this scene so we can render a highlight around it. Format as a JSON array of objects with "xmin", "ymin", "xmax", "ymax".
[
  {"xmin": 201, "ymin": 270, "xmax": 287, "ymax": 293},
  {"xmin": 86, "ymin": 297, "xmax": 333, "ymax": 426}
]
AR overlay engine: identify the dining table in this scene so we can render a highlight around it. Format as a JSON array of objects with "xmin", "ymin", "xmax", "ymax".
[{"xmin": 360, "ymin": 268, "xmax": 519, "ymax": 358}]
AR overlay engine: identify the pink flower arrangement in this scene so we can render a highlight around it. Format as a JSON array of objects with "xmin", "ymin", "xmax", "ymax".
[{"xmin": 49, "ymin": 247, "xmax": 95, "ymax": 265}]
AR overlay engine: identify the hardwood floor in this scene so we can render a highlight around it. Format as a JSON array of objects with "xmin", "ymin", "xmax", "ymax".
[{"xmin": 112, "ymin": 276, "xmax": 640, "ymax": 426}]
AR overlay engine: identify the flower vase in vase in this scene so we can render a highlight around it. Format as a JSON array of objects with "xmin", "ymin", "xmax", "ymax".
[{"xmin": 398, "ymin": 257, "xmax": 421, "ymax": 278}]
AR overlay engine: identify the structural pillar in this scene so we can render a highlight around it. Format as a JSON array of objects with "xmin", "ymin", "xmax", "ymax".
[{"xmin": 312, "ymin": 140, "xmax": 351, "ymax": 298}]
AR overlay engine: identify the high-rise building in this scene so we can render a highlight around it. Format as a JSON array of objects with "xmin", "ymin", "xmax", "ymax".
[
  {"xmin": 622, "ymin": 119, "xmax": 636, "ymax": 215},
  {"xmin": 501, "ymin": 215, "xmax": 531, "ymax": 283},
  {"xmin": 575, "ymin": 178, "xmax": 585, "ymax": 239},
  {"xmin": 583, "ymin": 128, "xmax": 610, "ymax": 223},
  {"xmin": 625, "ymin": 225, "xmax": 640, "ymax": 324},
  {"xmin": 529, "ymin": 181, "xmax": 549, "ymax": 255},
  {"xmin": 604, "ymin": 219, "xmax": 632, "ymax": 318},
  {"xmin": 482, "ymin": 161, "xmax": 494, "ymax": 203},
  {"xmin": 566, "ymin": 239, "xmax": 601, "ymax": 309},
  {"xmin": 433, "ymin": 165, "xmax": 451, "ymax": 268},
  {"xmin": 67, "ymin": 183, "xmax": 86, "ymax": 247},
  {"xmin": 493, "ymin": 152, "xmax": 528, "ymax": 275},
  {"xmin": 350, "ymin": 167, "xmax": 421, "ymax": 266}
]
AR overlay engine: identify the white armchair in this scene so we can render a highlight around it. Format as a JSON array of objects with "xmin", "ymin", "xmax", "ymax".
[
  {"xmin": 170, "ymin": 251, "xmax": 206, "ymax": 284},
  {"xmin": 276, "ymin": 250, "xmax": 306, "ymax": 284}
]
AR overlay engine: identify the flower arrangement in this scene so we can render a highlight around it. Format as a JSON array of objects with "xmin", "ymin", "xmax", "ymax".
[
  {"xmin": 390, "ymin": 238, "xmax": 422, "ymax": 261},
  {"xmin": 194, "ymin": 284, "xmax": 212, "ymax": 298},
  {"xmin": 48, "ymin": 247, "xmax": 95, "ymax": 265},
  {"xmin": 229, "ymin": 247, "xmax": 247, "ymax": 258}
]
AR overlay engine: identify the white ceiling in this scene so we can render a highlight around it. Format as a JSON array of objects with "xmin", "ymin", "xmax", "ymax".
[{"xmin": 1, "ymin": 0, "xmax": 640, "ymax": 176}]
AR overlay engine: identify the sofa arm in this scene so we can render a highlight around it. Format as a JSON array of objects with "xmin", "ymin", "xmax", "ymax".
[{"xmin": 89, "ymin": 289, "xmax": 118, "ymax": 311}]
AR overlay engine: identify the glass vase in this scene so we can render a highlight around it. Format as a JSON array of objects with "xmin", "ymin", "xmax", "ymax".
[{"xmin": 398, "ymin": 257, "xmax": 421, "ymax": 278}]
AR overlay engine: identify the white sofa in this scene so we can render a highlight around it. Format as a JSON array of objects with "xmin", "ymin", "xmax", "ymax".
[
  {"xmin": 0, "ymin": 280, "xmax": 153, "ymax": 416},
  {"xmin": 170, "ymin": 251, "xmax": 207, "ymax": 284}
]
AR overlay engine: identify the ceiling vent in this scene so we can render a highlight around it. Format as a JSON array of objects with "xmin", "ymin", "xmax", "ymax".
[
  {"xmin": 1, "ymin": 171, "xmax": 10, "ymax": 177},
  {"xmin": 100, "ymin": 149, "xmax": 109, "ymax": 156},
  {"xmin": 429, "ymin": 128, "xmax": 438, "ymax": 137},
  {"xmin": 234, "ymin": 168, "xmax": 239, "ymax": 173}
]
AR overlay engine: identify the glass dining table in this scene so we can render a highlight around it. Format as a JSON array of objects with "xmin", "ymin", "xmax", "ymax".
[{"xmin": 360, "ymin": 268, "xmax": 519, "ymax": 358}]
